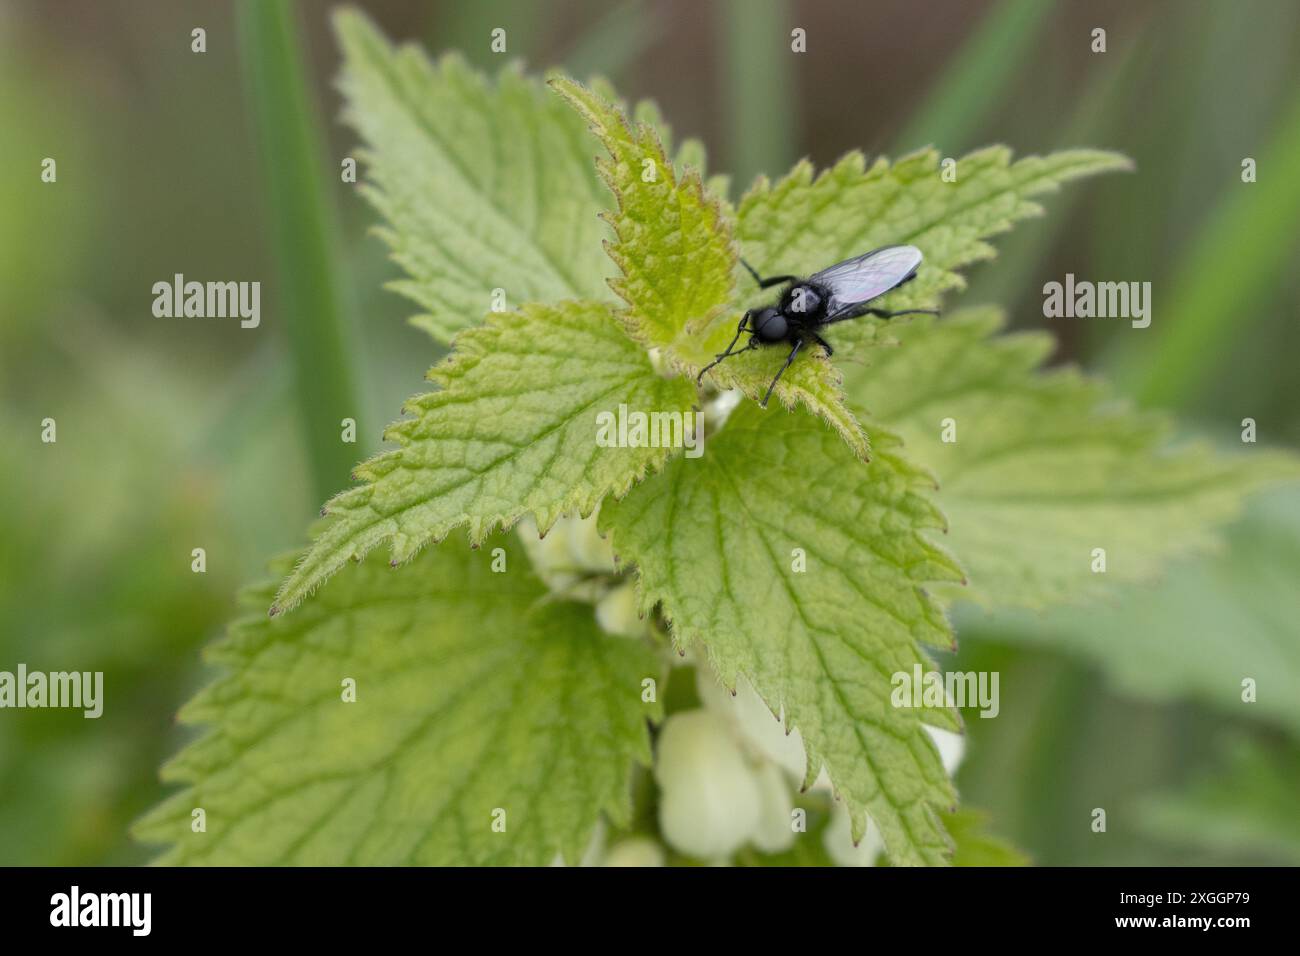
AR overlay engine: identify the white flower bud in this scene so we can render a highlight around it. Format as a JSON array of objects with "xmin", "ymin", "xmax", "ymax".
[
  {"xmin": 925, "ymin": 725, "xmax": 966, "ymax": 775},
  {"xmin": 566, "ymin": 512, "xmax": 615, "ymax": 573},
  {"xmin": 750, "ymin": 761, "xmax": 796, "ymax": 854},
  {"xmin": 602, "ymin": 837, "xmax": 666, "ymax": 867},
  {"xmin": 823, "ymin": 802, "xmax": 884, "ymax": 867},
  {"xmin": 516, "ymin": 518, "xmax": 579, "ymax": 592},
  {"xmin": 654, "ymin": 709, "xmax": 762, "ymax": 861},
  {"xmin": 595, "ymin": 580, "xmax": 643, "ymax": 637}
]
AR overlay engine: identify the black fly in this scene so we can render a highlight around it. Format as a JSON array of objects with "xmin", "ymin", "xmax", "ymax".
[{"xmin": 696, "ymin": 244, "xmax": 938, "ymax": 406}]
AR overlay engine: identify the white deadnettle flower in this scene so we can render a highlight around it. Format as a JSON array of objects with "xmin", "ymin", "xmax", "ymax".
[
  {"xmin": 696, "ymin": 669, "xmax": 826, "ymax": 786},
  {"xmin": 927, "ymin": 725, "xmax": 967, "ymax": 777},
  {"xmin": 602, "ymin": 836, "xmax": 666, "ymax": 867},
  {"xmin": 595, "ymin": 580, "xmax": 643, "ymax": 638},
  {"xmin": 517, "ymin": 511, "xmax": 619, "ymax": 607},
  {"xmin": 823, "ymin": 802, "xmax": 885, "ymax": 867},
  {"xmin": 565, "ymin": 510, "xmax": 616, "ymax": 574},
  {"xmin": 517, "ymin": 515, "xmax": 580, "ymax": 593},
  {"xmin": 654, "ymin": 709, "xmax": 763, "ymax": 861},
  {"xmin": 750, "ymin": 761, "xmax": 796, "ymax": 854}
]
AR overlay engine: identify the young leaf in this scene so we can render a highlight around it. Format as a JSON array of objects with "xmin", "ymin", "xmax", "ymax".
[
  {"xmin": 136, "ymin": 543, "xmax": 662, "ymax": 865},
  {"xmin": 335, "ymin": 10, "xmax": 612, "ymax": 343},
  {"xmin": 552, "ymin": 76, "xmax": 872, "ymax": 460},
  {"xmin": 844, "ymin": 307, "xmax": 1300, "ymax": 608},
  {"xmin": 273, "ymin": 299, "xmax": 695, "ymax": 614},
  {"xmin": 549, "ymin": 76, "xmax": 736, "ymax": 353},
  {"xmin": 601, "ymin": 403, "xmax": 967, "ymax": 866}
]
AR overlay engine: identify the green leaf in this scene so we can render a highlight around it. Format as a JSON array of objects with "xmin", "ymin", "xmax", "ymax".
[
  {"xmin": 549, "ymin": 77, "xmax": 736, "ymax": 353},
  {"xmin": 274, "ymin": 299, "xmax": 695, "ymax": 614},
  {"xmin": 972, "ymin": 487, "xmax": 1300, "ymax": 734},
  {"xmin": 335, "ymin": 10, "xmax": 612, "ymax": 343},
  {"xmin": 846, "ymin": 307, "xmax": 1300, "ymax": 608},
  {"xmin": 601, "ymin": 403, "xmax": 967, "ymax": 866},
  {"xmin": 136, "ymin": 543, "xmax": 662, "ymax": 865},
  {"xmin": 944, "ymin": 808, "xmax": 1031, "ymax": 866},
  {"xmin": 552, "ymin": 76, "xmax": 873, "ymax": 461},
  {"xmin": 1138, "ymin": 738, "xmax": 1300, "ymax": 864}
]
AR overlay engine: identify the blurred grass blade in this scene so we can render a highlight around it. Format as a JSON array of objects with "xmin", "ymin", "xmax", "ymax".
[
  {"xmin": 893, "ymin": 0, "xmax": 1051, "ymax": 154},
  {"xmin": 562, "ymin": 0, "xmax": 661, "ymax": 80},
  {"xmin": 722, "ymin": 0, "xmax": 795, "ymax": 193},
  {"xmin": 1117, "ymin": 86, "xmax": 1300, "ymax": 408},
  {"xmin": 968, "ymin": 39, "xmax": 1140, "ymax": 313},
  {"xmin": 238, "ymin": 0, "xmax": 360, "ymax": 502}
]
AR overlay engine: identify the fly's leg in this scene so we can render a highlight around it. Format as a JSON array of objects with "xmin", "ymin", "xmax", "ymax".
[
  {"xmin": 741, "ymin": 258, "xmax": 799, "ymax": 290},
  {"xmin": 864, "ymin": 308, "xmax": 940, "ymax": 319},
  {"xmin": 697, "ymin": 312, "xmax": 755, "ymax": 385},
  {"xmin": 761, "ymin": 338, "xmax": 804, "ymax": 408},
  {"xmin": 810, "ymin": 333, "xmax": 833, "ymax": 357}
]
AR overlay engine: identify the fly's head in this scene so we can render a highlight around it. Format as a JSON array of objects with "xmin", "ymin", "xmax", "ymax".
[{"xmin": 749, "ymin": 307, "xmax": 788, "ymax": 343}]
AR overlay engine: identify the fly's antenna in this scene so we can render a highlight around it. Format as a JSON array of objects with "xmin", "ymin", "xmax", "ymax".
[{"xmin": 696, "ymin": 312, "xmax": 755, "ymax": 385}]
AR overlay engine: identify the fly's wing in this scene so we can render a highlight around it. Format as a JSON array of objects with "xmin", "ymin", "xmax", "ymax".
[{"xmin": 811, "ymin": 245, "xmax": 924, "ymax": 321}]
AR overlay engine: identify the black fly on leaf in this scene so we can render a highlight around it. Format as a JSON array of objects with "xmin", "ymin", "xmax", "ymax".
[{"xmin": 697, "ymin": 244, "xmax": 938, "ymax": 406}]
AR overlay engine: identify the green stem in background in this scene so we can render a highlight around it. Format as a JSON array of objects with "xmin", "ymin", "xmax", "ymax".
[
  {"xmin": 432, "ymin": 0, "xmax": 544, "ymax": 69},
  {"xmin": 722, "ymin": 0, "xmax": 795, "ymax": 193},
  {"xmin": 562, "ymin": 0, "xmax": 661, "ymax": 81},
  {"xmin": 237, "ymin": 0, "xmax": 361, "ymax": 503},
  {"xmin": 892, "ymin": 0, "xmax": 1051, "ymax": 155},
  {"xmin": 1116, "ymin": 86, "xmax": 1300, "ymax": 409},
  {"xmin": 967, "ymin": 38, "xmax": 1139, "ymax": 319}
]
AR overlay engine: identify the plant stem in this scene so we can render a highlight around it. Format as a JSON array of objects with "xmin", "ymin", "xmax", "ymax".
[
  {"xmin": 722, "ymin": 0, "xmax": 795, "ymax": 193},
  {"xmin": 893, "ymin": 0, "xmax": 1052, "ymax": 155},
  {"xmin": 237, "ymin": 0, "xmax": 360, "ymax": 503},
  {"xmin": 1117, "ymin": 86, "xmax": 1300, "ymax": 409}
]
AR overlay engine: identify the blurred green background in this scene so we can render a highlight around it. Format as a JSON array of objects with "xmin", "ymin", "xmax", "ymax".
[{"xmin": 2, "ymin": 0, "xmax": 1298, "ymax": 865}]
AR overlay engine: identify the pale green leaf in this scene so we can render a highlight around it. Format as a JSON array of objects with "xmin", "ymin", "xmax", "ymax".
[
  {"xmin": 846, "ymin": 307, "xmax": 1300, "ymax": 608},
  {"xmin": 273, "ymin": 299, "xmax": 695, "ymax": 614},
  {"xmin": 973, "ymin": 487, "xmax": 1300, "ymax": 734},
  {"xmin": 136, "ymin": 543, "xmax": 662, "ymax": 865},
  {"xmin": 335, "ymin": 10, "xmax": 612, "ymax": 343},
  {"xmin": 552, "ymin": 76, "xmax": 872, "ymax": 461},
  {"xmin": 602, "ymin": 403, "xmax": 967, "ymax": 865},
  {"xmin": 549, "ymin": 76, "xmax": 736, "ymax": 352}
]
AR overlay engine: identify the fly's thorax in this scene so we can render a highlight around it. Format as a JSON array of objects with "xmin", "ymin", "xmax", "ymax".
[{"xmin": 782, "ymin": 283, "xmax": 824, "ymax": 318}]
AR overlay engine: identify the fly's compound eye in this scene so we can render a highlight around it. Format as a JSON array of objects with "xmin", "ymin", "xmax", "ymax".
[{"xmin": 751, "ymin": 308, "xmax": 788, "ymax": 342}]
